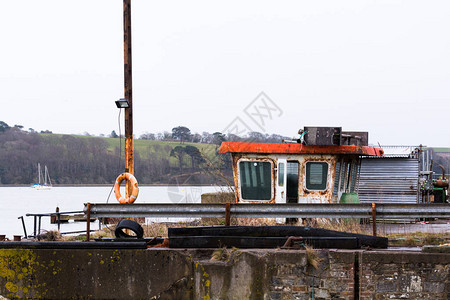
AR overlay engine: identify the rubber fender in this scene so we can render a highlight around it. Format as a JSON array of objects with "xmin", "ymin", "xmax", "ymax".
[{"xmin": 115, "ymin": 219, "xmax": 144, "ymax": 239}]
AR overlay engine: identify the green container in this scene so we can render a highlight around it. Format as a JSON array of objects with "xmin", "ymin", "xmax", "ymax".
[
  {"xmin": 339, "ymin": 192, "xmax": 360, "ymax": 204},
  {"xmin": 339, "ymin": 193, "xmax": 360, "ymax": 223}
]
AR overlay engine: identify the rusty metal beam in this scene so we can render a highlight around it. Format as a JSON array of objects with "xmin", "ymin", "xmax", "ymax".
[
  {"xmin": 219, "ymin": 142, "xmax": 384, "ymax": 157},
  {"xmin": 225, "ymin": 202, "xmax": 231, "ymax": 226},
  {"xmin": 123, "ymin": 0, "xmax": 133, "ymax": 173},
  {"xmin": 123, "ymin": 0, "xmax": 134, "ymax": 197}
]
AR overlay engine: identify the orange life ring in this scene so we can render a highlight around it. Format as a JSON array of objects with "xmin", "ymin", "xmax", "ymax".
[{"xmin": 114, "ymin": 172, "xmax": 139, "ymax": 204}]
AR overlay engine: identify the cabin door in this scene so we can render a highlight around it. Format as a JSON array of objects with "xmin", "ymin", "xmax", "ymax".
[
  {"xmin": 276, "ymin": 159, "xmax": 287, "ymax": 203},
  {"xmin": 287, "ymin": 161, "xmax": 299, "ymax": 203}
]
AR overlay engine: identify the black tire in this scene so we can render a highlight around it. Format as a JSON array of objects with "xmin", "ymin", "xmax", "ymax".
[{"xmin": 115, "ymin": 219, "xmax": 144, "ymax": 239}]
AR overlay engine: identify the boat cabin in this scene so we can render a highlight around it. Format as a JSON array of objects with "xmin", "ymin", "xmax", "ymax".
[{"xmin": 219, "ymin": 127, "xmax": 384, "ymax": 204}]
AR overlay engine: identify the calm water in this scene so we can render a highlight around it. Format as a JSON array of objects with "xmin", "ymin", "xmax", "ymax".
[{"xmin": 0, "ymin": 185, "xmax": 224, "ymax": 239}]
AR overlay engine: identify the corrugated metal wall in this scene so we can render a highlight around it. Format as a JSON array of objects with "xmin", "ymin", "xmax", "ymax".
[{"xmin": 357, "ymin": 158, "xmax": 419, "ymax": 203}]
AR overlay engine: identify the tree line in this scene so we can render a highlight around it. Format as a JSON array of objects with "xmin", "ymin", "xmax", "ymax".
[
  {"xmin": 135, "ymin": 126, "xmax": 289, "ymax": 144},
  {"xmin": 0, "ymin": 123, "xmax": 230, "ymax": 185},
  {"xmin": 0, "ymin": 121, "xmax": 288, "ymax": 185},
  {"xmin": 0, "ymin": 127, "xmax": 121, "ymax": 184}
]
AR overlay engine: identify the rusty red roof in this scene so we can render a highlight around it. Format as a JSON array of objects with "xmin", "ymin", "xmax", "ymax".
[{"xmin": 219, "ymin": 142, "xmax": 384, "ymax": 156}]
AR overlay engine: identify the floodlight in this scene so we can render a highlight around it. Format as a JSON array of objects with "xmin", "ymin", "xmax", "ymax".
[{"xmin": 115, "ymin": 98, "xmax": 130, "ymax": 108}]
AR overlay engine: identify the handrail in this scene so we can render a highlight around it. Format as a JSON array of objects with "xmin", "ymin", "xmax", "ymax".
[
  {"xmin": 83, "ymin": 202, "xmax": 449, "ymax": 238},
  {"xmin": 26, "ymin": 210, "xmax": 84, "ymax": 217},
  {"xmin": 22, "ymin": 210, "xmax": 93, "ymax": 238},
  {"xmin": 83, "ymin": 203, "xmax": 450, "ymax": 219}
]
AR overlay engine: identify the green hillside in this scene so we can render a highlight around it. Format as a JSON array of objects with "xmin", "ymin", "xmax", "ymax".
[
  {"xmin": 44, "ymin": 133, "xmax": 219, "ymax": 163},
  {"xmin": 1, "ymin": 131, "xmax": 228, "ymax": 185},
  {"xmin": 106, "ymin": 138, "xmax": 218, "ymax": 160}
]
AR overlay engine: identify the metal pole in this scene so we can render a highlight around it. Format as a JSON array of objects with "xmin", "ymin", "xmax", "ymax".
[
  {"xmin": 123, "ymin": 1, "xmax": 134, "ymax": 236},
  {"xmin": 225, "ymin": 203, "xmax": 231, "ymax": 226},
  {"xmin": 18, "ymin": 216, "xmax": 27, "ymax": 239},
  {"xmin": 56, "ymin": 206, "xmax": 60, "ymax": 231},
  {"xmin": 372, "ymin": 203, "xmax": 377, "ymax": 236},
  {"xmin": 34, "ymin": 216, "xmax": 37, "ymax": 237},
  {"xmin": 123, "ymin": 0, "xmax": 134, "ymax": 199},
  {"xmin": 86, "ymin": 203, "xmax": 91, "ymax": 242}
]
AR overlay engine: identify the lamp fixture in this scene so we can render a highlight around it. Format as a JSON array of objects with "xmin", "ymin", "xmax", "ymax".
[{"xmin": 115, "ymin": 98, "xmax": 130, "ymax": 108}]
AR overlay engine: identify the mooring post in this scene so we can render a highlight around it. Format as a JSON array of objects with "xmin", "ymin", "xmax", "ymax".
[
  {"xmin": 86, "ymin": 203, "xmax": 91, "ymax": 241},
  {"xmin": 372, "ymin": 202, "xmax": 377, "ymax": 236},
  {"xmin": 225, "ymin": 202, "xmax": 231, "ymax": 226}
]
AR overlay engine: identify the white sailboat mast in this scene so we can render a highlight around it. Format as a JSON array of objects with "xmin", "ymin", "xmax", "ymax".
[
  {"xmin": 44, "ymin": 166, "xmax": 52, "ymax": 186},
  {"xmin": 38, "ymin": 163, "xmax": 42, "ymax": 185}
]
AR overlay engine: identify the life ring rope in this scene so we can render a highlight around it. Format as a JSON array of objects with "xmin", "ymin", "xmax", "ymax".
[{"xmin": 114, "ymin": 172, "xmax": 139, "ymax": 204}]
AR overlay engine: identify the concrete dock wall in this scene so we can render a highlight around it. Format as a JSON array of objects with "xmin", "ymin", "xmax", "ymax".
[
  {"xmin": 0, "ymin": 248, "xmax": 448, "ymax": 299},
  {"xmin": 0, "ymin": 248, "xmax": 194, "ymax": 299}
]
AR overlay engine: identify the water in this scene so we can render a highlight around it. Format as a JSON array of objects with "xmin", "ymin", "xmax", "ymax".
[{"xmin": 0, "ymin": 185, "xmax": 225, "ymax": 239}]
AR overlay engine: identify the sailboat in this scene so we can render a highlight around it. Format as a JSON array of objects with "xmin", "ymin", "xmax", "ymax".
[{"xmin": 31, "ymin": 163, "xmax": 52, "ymax": 190}]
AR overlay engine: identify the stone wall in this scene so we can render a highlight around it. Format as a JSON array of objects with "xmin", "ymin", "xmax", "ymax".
[
  {"xmin": 194, "ymin": 249, "xmax": 357, "ymax": 300},
  {"xmin": 0, "ymin": 247, "xmax": 449, "ymax": 299},
  {"xmin": 359, "ymin": 251, "xmax": 449, "ymax": 299},
  {"xmin": 194, "ymin": 249, "xmax": 449, "ymax": 300}
]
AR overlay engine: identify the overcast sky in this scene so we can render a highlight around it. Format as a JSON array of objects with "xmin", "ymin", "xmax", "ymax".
[{"xmin": 1, "ymin": 0, "xmax": 449, "ymax": 146}]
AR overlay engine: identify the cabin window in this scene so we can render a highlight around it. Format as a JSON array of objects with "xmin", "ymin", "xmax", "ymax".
[
  {"xmin": 239, "ymin": 161, "xmax": 272, "ymax": 200},
  {"xmin": 306, "ymin": 162, "xmax": 328, "ymax": 190},
  {"xmin": 278, "ymin": 163, "xmax": 285, "ymax": 186}
]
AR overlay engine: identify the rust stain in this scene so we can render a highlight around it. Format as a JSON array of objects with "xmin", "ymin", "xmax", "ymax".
[
  {"xmin": 297, "ymin": 156, "xmax": 336, "ymax": 203},
  {"xmin": 219, "ymin": 142, "xmax": 384, "ymax": 157},
  {"xmin": 231, "ymin": 154, "xmax": 240, "ymax": 203},
  {"xmin": 124, "ymin": 137, "xmax": 134, "ymax": 197}
]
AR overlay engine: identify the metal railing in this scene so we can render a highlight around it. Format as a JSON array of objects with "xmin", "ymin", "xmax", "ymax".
[
  {"xmin": 84, "ymin": 203, "xmax": 450, "ymax": 219},
  {"xmin": 22, "ymin": 210, "xmax": 99, "ymax": 238},
  {"xmin": 82, "ymin": 202, "xmax": 450, "ymax": 238}
]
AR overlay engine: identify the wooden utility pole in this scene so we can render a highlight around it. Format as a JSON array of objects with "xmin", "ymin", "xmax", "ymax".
[{"xmin": 123, "ymin": 0, "xmax": 133, "ymax": 196}]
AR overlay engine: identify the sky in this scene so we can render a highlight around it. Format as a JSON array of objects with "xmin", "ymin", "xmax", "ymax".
[{"xmin": 1, "ymin": 0, "xmax": 449, "ymax": 147}]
